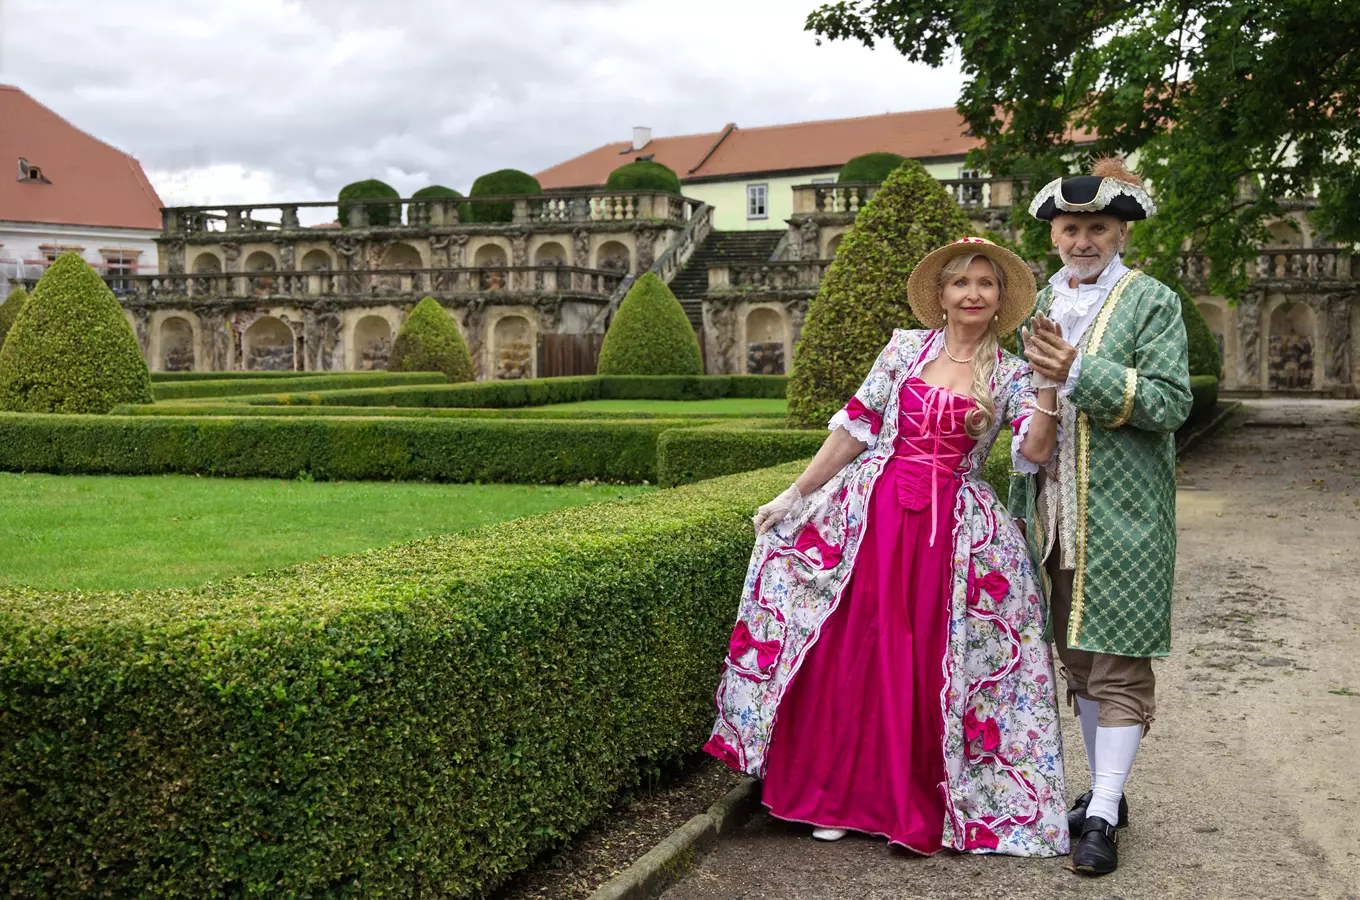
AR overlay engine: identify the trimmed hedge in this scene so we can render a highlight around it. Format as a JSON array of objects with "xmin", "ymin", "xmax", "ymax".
[
  {"xmin": 0, "ymin": 414, "xmax": 682, "ymax": 483},
  {"xmin": 0, "ymin": 284, "xmax": 26, "ymax": 348},
  {"xmin": 0, "ymin": 462, "xmax": 800, "ymax": 897},
  {"xmin": 244, "ymin": 375, "xmax": 787, "ymax": 408},
  {"xmin": 113, "ymin": 403, "xmax": 779, "ymax": 421},
  {"xmin": 151, "ymin": 371, "xmax": 345, "ymax": 382},
  {"xmin": 605, "ymin": 160, "xmax": 682, "ymax": 194},
  {"xmin": 838, "ymin": 152, "xmax": 906, "ymax": 183},
  {"xmin": 788, "ymin": 159, "xmax": 973, "ymax": 427},
  {"xmin": 337, "ymin": 178, "xmax": 400, "ymax": 227},
  {"xmin": 0, "ymin": 252, "xmax": 153, "ymax": 414},
  {"xmin": 389, "ymin": 297, "xmax": 475, "ymax": 382},
  {"xmin": 465, "ymin": 169, "xmax": 542, "ymax": 224},
  {"xmin": 155, "ymin": 372, "xmax": 447, "ymax": 402},
  {"xmin": 1181, "ymin": 294, "xmax": 1222, "ymax": 379},
  {"xmin": 1189, "ymin": 374, "xmax": 1220, "ymax": 423},
  {"xmin": 597, "ymin": 273, "xmax": 704, "ymax": 376}
]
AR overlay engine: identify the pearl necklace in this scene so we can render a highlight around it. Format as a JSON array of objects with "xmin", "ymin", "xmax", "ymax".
[{"xmin": 943, "ymin": 341, "xmax": 976, "ymax": 364}]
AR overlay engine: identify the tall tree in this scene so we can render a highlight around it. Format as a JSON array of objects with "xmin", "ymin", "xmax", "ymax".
[{"xmin": 806, "ymin": 0, "xmax": 1360, "ymax": 299}]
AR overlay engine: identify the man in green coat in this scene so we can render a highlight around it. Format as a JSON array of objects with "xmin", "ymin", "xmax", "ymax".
[{"xmin": 1009, "ymin": 157, "xmax": 1192, "ymax": 876}]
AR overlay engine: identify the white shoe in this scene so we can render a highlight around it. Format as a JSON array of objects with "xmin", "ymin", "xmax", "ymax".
[{"xmin": 811, "ymin": 827, "xmax": 848, "ymax": 842}]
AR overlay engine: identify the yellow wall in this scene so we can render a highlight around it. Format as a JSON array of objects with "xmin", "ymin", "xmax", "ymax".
[{"xmin": 683, "ymin": 159, "xmax": 973, "ymax": 231}]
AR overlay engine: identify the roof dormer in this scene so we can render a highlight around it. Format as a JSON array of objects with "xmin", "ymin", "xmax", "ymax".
[{"xmin": 17, "ymin": 158, "xmax": 51, "ymax": 184}]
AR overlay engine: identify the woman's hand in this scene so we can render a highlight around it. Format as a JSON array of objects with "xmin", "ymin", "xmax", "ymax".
[{"xmin": 753, "ymin": 483, "xmax": 804, "ymax": 535}]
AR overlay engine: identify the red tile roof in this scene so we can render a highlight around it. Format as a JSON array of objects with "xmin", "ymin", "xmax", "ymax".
[
  {"xmin": 0, "ymin": 85, "xmax": 163, "ymax": 230},
  {"xmin": 536, "ymin": 107, "xmax": 983, "ymax": 189}
]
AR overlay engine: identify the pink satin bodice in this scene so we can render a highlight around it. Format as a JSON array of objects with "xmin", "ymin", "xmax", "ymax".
[{"xmin": 889, "ymin": 379, "xmax": 978, "ymax": 545}]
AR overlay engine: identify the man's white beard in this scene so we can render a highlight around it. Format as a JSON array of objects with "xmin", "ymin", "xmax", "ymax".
[{"xmin": 1061, "ymin": 248, "xmax": 1113, "ymax": 280}]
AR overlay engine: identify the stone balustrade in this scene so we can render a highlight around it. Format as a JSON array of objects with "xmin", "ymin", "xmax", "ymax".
[
  {"xmin": 790, "ymin": 182, "xmax": 880, "ymax": 216},
  {"xmin": 105, "ymin": 265, "xmax": 625, "ymax": 304},
  {"xmin": 160, "ymin": 191, "xmax": 704, "ymax": 236},
  {"xmin": 1177, "ymin": 248, "xmax": 1357, "ymax": 285},
  {"xmin": 708, "ymin": 260, "xmax": 831, "ymax": 292}
]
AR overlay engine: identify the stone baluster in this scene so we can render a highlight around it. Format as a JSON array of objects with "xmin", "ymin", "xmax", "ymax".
[
  {"xmin": 512, "ymin": 199, "xmax": 530, "ymax": 224},
  {"xmin": 849, "ymin": 188, "xmax": 861, "ymax": 213},
  {"xmin": 281, "ymin": 206, "xmax": 300, "ymax": 229},
  {"xmin": 349, "ymin": 203, "xmax": 368, "ymax": 229},
  {"xmin": 225, "ymin": 209, "xmax": 242, "ymax": 231}
]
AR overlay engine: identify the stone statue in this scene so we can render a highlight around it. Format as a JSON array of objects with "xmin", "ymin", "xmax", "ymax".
[
  {"xmin": 636, "ymin": 227, "xmax": 658, "ymax": 271},
  {"xmin": 332, "ymin": 236, "xmax": 361, "ymax": 267},
  {"xmin": 429, "ymin": 234, "xmax": 451, "ymax": 268},
  {"xmin": 279, "ymin": 243, "xmax": 296, "ymax": 271},
  {"xmin": 799, "ymin": 219, "xmax": 820, "ymax": 261},
  {"xmin": 573, "ymin": 228, "xmax": 590, "ymax": 268},
  {"xmin": 1237, "ymin": 289, "xmax": 1263, "ymax": 388},
  {"xmin": 449, "ymin": 233, "xmax": 469, "ymax": 269},
  {"xmin": 535, "ymin": 295, "xmax": 562, "ymax": 332},
  {"xmin": 131, "ymin": 308, "xmax": 151, "ymax": 357},
  {"xmin": 787, "ymin": 297, "xmax": 810, "ymax": 345},
  {"xmin": 705, "ymin": 300, "xmax": 738, "ymax": 375},
  {"xmin": 220, "ymin": 241, "xmax": 241, "ymax": 267},
  {"xmin": 162, "ymin": 237, "xmax": 186, "ymax": 275},
  {"xmin": 511, "ymin": 234, "xmax": 529, "ymax": 269},
  {"xmin": 1326, "ymin": 293, "xmax": 1352, "ymax": 386}
]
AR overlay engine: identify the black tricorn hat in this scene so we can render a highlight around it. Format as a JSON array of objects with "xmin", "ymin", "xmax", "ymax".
[{"xmin": 1028, "ymin": 175, "xmax": 1157, "ymax": 221}]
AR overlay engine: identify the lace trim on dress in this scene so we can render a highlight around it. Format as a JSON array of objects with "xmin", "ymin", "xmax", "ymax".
[{"xmin": 827, "ymin": 408, "xmax": 879, "ymax": 448}]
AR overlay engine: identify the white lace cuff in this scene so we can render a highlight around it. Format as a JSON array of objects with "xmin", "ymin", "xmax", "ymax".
[
  {"xmin": 1059, "ymin": 351, "xmax": 1083, "ymax": 398},
  {"xmin": 1011, "ymin": 415, "xmax": 1063, "ymax": 474},
  {"xmin": 828, "ymin": 408, "xmax": 878, "ymax": 449}
]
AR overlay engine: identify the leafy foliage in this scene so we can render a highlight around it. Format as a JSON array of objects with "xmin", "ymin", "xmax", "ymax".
[
  {"xmin": 807, "ymin": 0, "xmax": 1360, "ymax": 299},
  {"xmin": 389, "ymin": 297, "xmax": 475, "ymax": 383},
  {"xmin": 0, "ymin": 285, "xmax": 26, "ymax": 349},
  {"xmin": 466, "ymin": 169, "xmax": 542, "ymax": 223},
  {"xmin": 606, "ymin": 160, "xmax": 682, "ymax": 194},
  {"xmin": 337, "ymin": 178, "xmax": 401, "ymax": 227},
  {"xmin": 786, "ymin": 160, "xmax": 973, "ymax": 427},
  {"xmin": 838, "ymin": 152, "xmax": 906, "ymax": 183},
  {"xmin": 0, "ymin": 460, "xmax": 803, "ymax": 897},
  {"xmin": 0, "ymin": 253, "xmax": 152, "ymax": 413},
  {"xmin": 1180, "ymin": 294, "xmax": 1222, "ymax": 379},
  {"xmin": 596, "ymin": 273, "xmax": 704, "ymax": 376}
]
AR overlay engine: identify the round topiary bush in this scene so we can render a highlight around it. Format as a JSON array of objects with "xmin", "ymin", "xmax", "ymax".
[
  {"xmin": 596, "ymin": 273, "xmax": 703, "ymax": 376},
  {"xmin": 838, "ymin": 152, "xmax": 907, "ymax": 183},
  {"xmin": 465, "ymin": 169, "xmax": 542, "ymax": 224},
  {"xmin": 338, "ymin": 179, "xmax": 401, "ymax": 227},
  {"xmin": 1180, "ymin": 293, "xmax": 1222, "ymax": 378},
  {"xmin": 0, "ymin": 285, "xmax": 27, "ymax": 349},
  {"xmin": 605, "ymin": 160, "xmax": 682, "ymax": 194},
  {"xmin": 0, "ymin": 253, "xmax": 153, "ymax": 413},
  {"xmin": 412, "ymin": 185, "xmax": 462, "ymax": 200},
  {"xmin": 788, "ymin": 159, "xmax": 974, "ymax": 428},
  {"xmin": 410, "ymin": 185, "xmax": 466, "ymax": 225},
  {"xmin": 389, "ymin": 296, "xmax": 474, "ymax": 382}
]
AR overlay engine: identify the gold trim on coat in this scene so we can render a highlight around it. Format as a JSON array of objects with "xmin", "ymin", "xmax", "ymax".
[
  {"xmin": 1108, "ymin": 367, "xmax": 1138, "ymax": 428},
  {"xmin": 1069, "ymin": 269, "xmax": 1140, "ymax": 646}
]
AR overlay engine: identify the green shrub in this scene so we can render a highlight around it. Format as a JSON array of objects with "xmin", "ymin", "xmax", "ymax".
[
  {"xmin": 411, "ymin": 184, "xmax": 462, "ymax": 200},
  {"xmin": 154, "ymin": 372, "xmax": 447, "ymax": 402},
  {"xmin": 151, "ymin": 370, "xmax": 336, "ymax": 382},
  {"xmin": 465, "ymin": 169, "xmax": 542, "ymax": 224},
  {"xmin": 838, "ymin": 152, "xmax": 906, "ymax": 183},
  {"xmin": 0, "ymin": 253, "xmax": 153, "ymax": 413},
  {"xmin": 605, "ymin": 160, "xmax": 682, "ymax": 194},
  {"xmin": 597, "ymin": 273, "xmax": 703, "ymax": 376},
  {"xmin": 0, "ymin": 461, "xmax": 801, "ymax": 897},
  {"xmin": 0, "ymin": 285, "xmax": 26, "ymax": 348},
  {"xmin": 1188, "ymin": 374, "xmax": 1220, "ymax": 423},
  {"xmin": 338, "ymin": 178, "xmax": 401, "ymax": 227},
  {"xmin": 113, "ymin": 403, "xmax": 767, "ymax": 422},
  {"xmin": 411, "ymin": 185, "xmax": 467, "ymax": 225},
  {"xmin": 787, "ymin": 160, "xmax": 973, "ymax": 428},
  {"xmin": 0, "ymin": 414, "xmax": 681, "ymax": 483},
  {"xmin": 1180, "ymin": 294, "xmax": 1222, "ymax": 378},
  {"xmin": 389, "ymin": 297, "xmax": 474, "ymax": 382}
]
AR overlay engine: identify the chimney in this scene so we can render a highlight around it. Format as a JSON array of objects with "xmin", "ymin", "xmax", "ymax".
[{"xmin": 632, "ymin": 126, "xmax": 652, "ymax": 152}]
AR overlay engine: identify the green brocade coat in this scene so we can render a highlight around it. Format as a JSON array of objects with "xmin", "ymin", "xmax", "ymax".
[{"xmin": 1009, "ymin": 271, "xmax": 1192, "ymax": 657}]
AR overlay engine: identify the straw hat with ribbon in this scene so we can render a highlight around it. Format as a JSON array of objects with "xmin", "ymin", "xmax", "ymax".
[{"xmin": 906, "ymin": 236, "xmax": 1036, "ymax": 334}]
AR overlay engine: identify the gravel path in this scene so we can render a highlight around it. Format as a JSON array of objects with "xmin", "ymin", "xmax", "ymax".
[{"xmin": 660, "ymin": 400, "xmax": 1360, "ymax": 900}]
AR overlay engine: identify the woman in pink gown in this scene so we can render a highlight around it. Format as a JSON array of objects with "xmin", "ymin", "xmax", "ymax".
[{"xmin": 705, "ymin": 239, "xmax": 1070, "ymax": 857}]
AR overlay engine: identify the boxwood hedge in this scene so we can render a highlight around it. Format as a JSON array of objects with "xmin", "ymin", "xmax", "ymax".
[
  {"xmin": 155, "ymin": 372, "xmax": 448, "ymax": 402},
  {"xmin": 113, "ymin": 403, "xmax": 784, "ymax": 421},
  {"xmin": 1188, "ymin": 374, "xmax": 1220, "ymax": 424},
  {"xmin": 0, "ymin": 414, "xmax": 685, "ymax": 483},
  {"xmin": 0, "ymin": 463, "xmax": 801, "ymax": 897}
]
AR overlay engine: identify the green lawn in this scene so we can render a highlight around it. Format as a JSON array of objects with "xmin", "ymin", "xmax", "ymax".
[
  {"xmin": 533, "ymin": 398, "xmax": 788, "ymax": 415},
  {"xmin": 0, "ymin": 473, "xmax": 651, "ymax": 592}
]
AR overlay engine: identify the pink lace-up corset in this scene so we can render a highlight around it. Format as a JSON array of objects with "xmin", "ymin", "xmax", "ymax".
[{"xmin": 891, "ymin": 378, "xmax": 979, "ymax": 544}]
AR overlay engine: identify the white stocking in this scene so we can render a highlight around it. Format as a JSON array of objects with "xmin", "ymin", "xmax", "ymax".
[
  {"xmin": 1075, "ymin": 696, "xmax": 1099, "ymax": 781},
  {"xmin": 1087, "ymin": 724, "xmax": 1141, "ymax": 824}
]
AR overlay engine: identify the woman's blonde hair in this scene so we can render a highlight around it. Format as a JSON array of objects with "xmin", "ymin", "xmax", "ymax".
[{"xmin": 937, "ymin": 252, "xmax": 1001, "ymax": 438}]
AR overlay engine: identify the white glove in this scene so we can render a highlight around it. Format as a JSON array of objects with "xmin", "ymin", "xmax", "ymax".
[{"xmin": 753, "ymin": 483, "xmax": 804, "ymax": 535}]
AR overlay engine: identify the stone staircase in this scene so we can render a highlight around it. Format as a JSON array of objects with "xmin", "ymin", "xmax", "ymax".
[{"xmin": 669, "ymin": 230, "xmax": 785, "ymax": 329}]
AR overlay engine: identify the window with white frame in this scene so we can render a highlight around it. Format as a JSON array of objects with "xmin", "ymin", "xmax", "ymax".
[
  {"xmin": 102, "ymin": 248, "xmax": 141, "ymax": 294},
  {"xmin": 747, "ymin": 183, "xmax": 768, "ymax": 220},
  {"xmin": 957, "ymin": 168, "xmax": 984, "ymax": 205}
]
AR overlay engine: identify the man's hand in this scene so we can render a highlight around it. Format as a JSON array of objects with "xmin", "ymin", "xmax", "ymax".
[{"xmin": 1022, "ymin": 314, "xmax": 1078, "ymax": 384}]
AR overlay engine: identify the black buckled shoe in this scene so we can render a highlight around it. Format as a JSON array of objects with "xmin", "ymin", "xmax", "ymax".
[
  {"xmin": 1067, "ymin": 790, "xmax": 1129, "ymax": 834},
  {"xmin": 1071, "ymin": 815, "xmax": 1119, "ymax": 875}
]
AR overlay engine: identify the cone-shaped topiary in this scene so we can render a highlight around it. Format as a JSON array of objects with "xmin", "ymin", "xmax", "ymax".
[
  {"xmin": 606, "ymin": 160, "xmax": 682, "ymax": 194},
  {"xmin": 338, "ymin": 179, "xmax": 401, "ymax": 227},
  {"xmin": 0, "ymin": 285, "xmax": 27, "ymax": 349},
  {"xmin": 0, "ymin": 253, "xmax": 152, "ymax": 413},
  {"xmin": 787, "ymin": 160, "xmax": 974, "ymax": 428},
  {"xmin": 1180, "ymin": 293, "xmax": 1222, "ymax": 378},
  {"xmin": 596, "ymin": 273, "xmax": 703, "ymax": 376},
  {"xmin": 389, "ymin": 296, "xmax": 474, "ymax": 382},
  {"xmin": 839, "ymin": 152, "xmax": 906, "ymax": 183},
  {"xmin": 465, "ymin": 169, "xmax": 542, "ymax": 224}
]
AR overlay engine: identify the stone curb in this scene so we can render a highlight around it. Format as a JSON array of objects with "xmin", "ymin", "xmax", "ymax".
[
  {"xmin": 586, "ymin": 777, "xmax": 761, "ymax": 900},
  {"xmin": 1176, "ymin": 400, "xmax": 1242, "ymax": 459}
]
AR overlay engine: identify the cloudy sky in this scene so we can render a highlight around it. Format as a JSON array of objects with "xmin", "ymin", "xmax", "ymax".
[{"xmin": 0, "ymin": 0, "xmax": 964, "ymax": 207}]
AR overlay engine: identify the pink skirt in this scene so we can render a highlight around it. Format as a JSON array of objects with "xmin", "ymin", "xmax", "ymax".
[{"xmin": 761, "ymin": 454, "xmax": 955, "ymax": 853}]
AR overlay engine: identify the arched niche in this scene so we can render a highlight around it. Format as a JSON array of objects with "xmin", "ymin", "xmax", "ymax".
[
  {"xmin": 492, "ymin": 314, "xmax": 534, "ymax": 380},
  {"xmin": 245, "ymin": 250, "xmax": 279, "ymax": 296},
  {"xmin": 596, "ymin": 240, "xmax": 631, "ymax": 273},
  {"xmin": 160, "ymin": 316, "xmax": 196, "ymax": 372},
  {"xmin": 354, "ymin": 315, "xmax": 393, "ymax": 370},
  {"xmin": 1266, "ymin": 300, "xmax": 1317, "ymax": 391},
  {"xmin": 476, "ymin": 244, "xmax": 509, "ymax": 291},
  {"xmin": 825, "ymin": 233, "xmax": 845, "ymax": 258},
  {"xmin": 192, "ymin": 252, "xmax": 223, "ymax": 273},
  {"xmin": 535, "ymin": 241, "xmax": 568, "ymax": 266},
  {"xmin": 243, "ymin": 315, "xmax": 295, "ymax": 371},
  {"xmin": 745, "ymin": 306, "xmax": 788, "ymax": 374},
  {"xmin": 380, "ymin": 242, "xmax": 423, "ymax": 269},
  {"xmin": 301, "ymin": 249, "xmax": 332, "ymax": 270}
]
